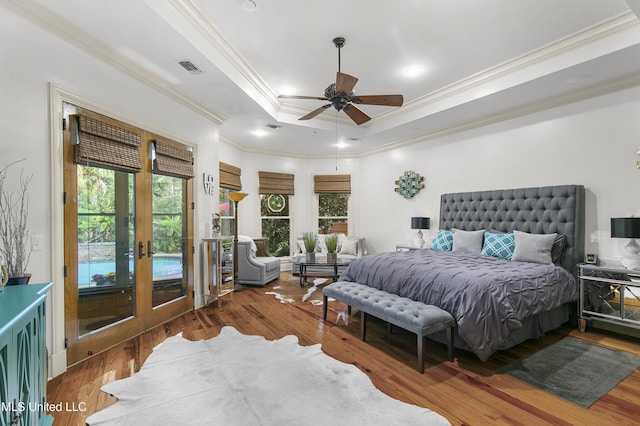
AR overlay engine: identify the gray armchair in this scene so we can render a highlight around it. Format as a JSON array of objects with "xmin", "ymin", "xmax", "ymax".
[{"xmin": 237, "ymin": 239, "xmax": 281, "ymax": 286}]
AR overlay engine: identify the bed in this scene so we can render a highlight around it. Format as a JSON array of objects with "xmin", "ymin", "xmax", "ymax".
[{"xmin": 340, "ymin": 185, "xmax": 585, "ymax": 361}]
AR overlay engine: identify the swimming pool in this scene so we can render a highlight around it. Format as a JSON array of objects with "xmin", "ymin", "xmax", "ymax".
[{"xmin": 78, "ymin": 256, "xmax": 183, "ymax": 288}]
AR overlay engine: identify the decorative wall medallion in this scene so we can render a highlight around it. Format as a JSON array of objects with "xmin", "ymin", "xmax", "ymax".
[{"xmin": 394, "ymin": 170, "xmax": 424, "ymax": 199}]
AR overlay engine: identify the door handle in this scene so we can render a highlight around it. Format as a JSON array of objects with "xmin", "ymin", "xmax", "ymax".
[
  {"xmin": 138, "ymin": 241, "xmax": 145, "ymax": 259},
  {"xmin": 147, "ymin": 240, "xmax": 155, "ymax": 257}
]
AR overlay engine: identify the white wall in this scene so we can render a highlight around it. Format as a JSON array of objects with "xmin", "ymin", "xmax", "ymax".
[{"xmin": 357, "ymin": 86, "xmax": 640, "ymax": 261}]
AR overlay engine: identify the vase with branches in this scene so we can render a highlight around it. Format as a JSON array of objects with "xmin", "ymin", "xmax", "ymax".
[{"xmin": 0, "ymin": 160, "xmax": 33, "ymax": 284}]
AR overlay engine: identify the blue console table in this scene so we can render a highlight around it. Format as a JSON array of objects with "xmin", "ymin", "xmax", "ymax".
[{"xmin": 0, "ymin": 283, "xmax": 54, "ymax": 426}]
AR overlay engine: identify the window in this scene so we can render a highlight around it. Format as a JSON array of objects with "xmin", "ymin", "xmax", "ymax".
[
  {"xmin": 314, "ymin": 174, "xmax": 351, "ymax": 234},
  {"xmin": 259, "ymin": 171, "xmax": 294, "ymax": 257},
  {"xmin": 218, "ymin": 162, "xmax": 242, "ymax": 237},
  {"xmin": 218, "ymin": 188, "xmax": 236, "ymax": 237},
  {"xmin": 260, "ymin": 194, "xmax": 290, "ymax": 257},
  {"xmin": 318, "ymin": 193, "xmax": 349, "ymax": 234}
]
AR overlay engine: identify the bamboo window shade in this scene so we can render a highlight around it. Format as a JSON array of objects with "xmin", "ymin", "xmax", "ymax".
[
  {"xmin": 153, "ymin": 139, "xmax": 194, "ymax": 180},
  {"xmin": 314, "ymin": 174, "xmax": 351, "ymax": 194},
  {"xmin": 73, "ymin": 114, "xmax": 142, "ymax": 173},
  {"xmin": 219, "ymin": 162, "xmax": 242, "ymax": 191},
  {"xmin": 258, "ymin": 171, "xmax": 294, "ymax": 195}
]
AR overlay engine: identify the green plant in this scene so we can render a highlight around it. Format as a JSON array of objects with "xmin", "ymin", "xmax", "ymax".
[
  {"xmin": 325, "ymin": 233, "xmax": 339, "ymax": 253},
  {"xmin": 303, "ymin": 232, "xmax": 317, "ymax": 253},
  {"xmin": 0, "ymin": 160, "xmax": 33, "ymax": 278}
]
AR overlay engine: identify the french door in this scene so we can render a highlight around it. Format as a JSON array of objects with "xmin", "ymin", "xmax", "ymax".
[{"xmin": 63, "ymin": 105, "xmax": 193, "ymax": 365}]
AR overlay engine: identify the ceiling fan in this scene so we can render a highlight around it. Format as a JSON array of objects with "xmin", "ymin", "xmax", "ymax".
[{"xmin": 278, "ymin": 37, "xmax": 404, "ymax": 125}]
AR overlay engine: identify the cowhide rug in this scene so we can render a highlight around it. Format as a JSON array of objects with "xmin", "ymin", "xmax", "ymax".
[
  {"xmin": 86, "ymin": 326, "xmax": 450, "ymax": 425},
  {"xmin": 265, "ymin": 274, "xmax": 327, "ymax": 305}
]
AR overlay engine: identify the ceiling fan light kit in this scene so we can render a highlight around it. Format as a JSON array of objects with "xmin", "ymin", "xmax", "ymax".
[{"xmin": 279, "ymin": 37, "xmax": 403, "ymax": 125}]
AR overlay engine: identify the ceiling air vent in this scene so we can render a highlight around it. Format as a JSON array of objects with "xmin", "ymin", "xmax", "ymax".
[{"xmin": 178, "ymin": 60, "xmax": 203, "ymax": 74}]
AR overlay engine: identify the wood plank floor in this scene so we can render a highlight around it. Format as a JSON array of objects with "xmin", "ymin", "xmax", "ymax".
[{"xmin": 48, "ymin": 274, "xmax": 640, "ymax": 425}]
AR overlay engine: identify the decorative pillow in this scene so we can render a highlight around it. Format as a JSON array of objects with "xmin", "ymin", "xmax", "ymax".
[
  {"xmin": 339, "ymin": 239, "xmax": 358, "ymax": 255},
  {"xmin": 316, "ymin": 234, "xmax": 327, "ymax": 253},
  {"xmin": 238, "ymin": 235, "xmax": 258, "ymax": 257},
  {"xmin": 431, "ymin": 230, "xmax": 453, "ymax": 251},
  {"xmin": 512, "ymin": 230, "xmax": 557, "ymax": 265},
  {"xmin": 452, "ymin": 228, "xmax": 485, "ymax": 253},
  {"xmin": 297, "ymin": 240, "xmax": 307, "ymax": 254},
  {"xmin": 551, "ymin": 233, "xmax": 567, "ymax": 266},
  {"xmin": 481, "ymin": 232, "xmax": 515, "ymax": 260}
]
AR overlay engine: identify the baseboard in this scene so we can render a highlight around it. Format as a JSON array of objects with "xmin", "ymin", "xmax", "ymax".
[{"xmin": 49, "ymin": 348, "xmax": 68, "ymax": 378}]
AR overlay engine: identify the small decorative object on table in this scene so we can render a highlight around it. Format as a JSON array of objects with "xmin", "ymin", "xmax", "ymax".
[
  {"xmin": 0, "ymin": 160, "xmax": 34, "ymax": 285},
  {"xmin": 212, "ymin": 212, "xmax": 221, "ymax": 237},
  {"xmin": 303, "ymin": 232, "xmax": 317, "ymax": 262},
  {"xmin": 325, "ymin": 233, "xmax": 339, "ymax": 263}
]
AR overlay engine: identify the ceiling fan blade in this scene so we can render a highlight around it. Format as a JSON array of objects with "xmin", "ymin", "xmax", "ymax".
[
  {"xmin": 279, "ymin": 95, "xmax": 329, "ymax": 101},
  {"xmin": 343, "ymin": 104, "xmax": 371, "ymax": 125},
  {"xmin": 299, "ymin": 104, "xmax": 332, "ymax": 120},
  {"xmin": 352, "ymin": 94, "xmax": 404, "ymax": 107},
  {"xmin": 336, "ymin": 72, "xmax": 358, "ymax": 94}
]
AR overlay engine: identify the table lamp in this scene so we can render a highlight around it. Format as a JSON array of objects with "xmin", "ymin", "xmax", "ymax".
[
  {"xmin": 411, "ymin": 217, "xmax": 430, "ymax": 248},
  {"xmin": 611, "ymin": 217, "xmax": 640, "ymax": 270}
]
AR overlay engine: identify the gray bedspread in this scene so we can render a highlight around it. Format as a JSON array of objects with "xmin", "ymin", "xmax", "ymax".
[{"xmin": 339, "ymin": 250, "xmax": 577, "ymax": 361}]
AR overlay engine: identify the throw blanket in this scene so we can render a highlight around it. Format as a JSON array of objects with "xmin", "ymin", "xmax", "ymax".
[{"xmin": 340, "ymin": 250, "xmax": 577, "ymax": 361}]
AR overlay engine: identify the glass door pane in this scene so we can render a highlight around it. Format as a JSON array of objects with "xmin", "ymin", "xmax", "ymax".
[
  {"xmin": 77, "ymin": 166, "xmax": 135, "ymax": 335},
  {"xmin": 151, "ymin": 174, "xmax": 187, "ymax": 307}
]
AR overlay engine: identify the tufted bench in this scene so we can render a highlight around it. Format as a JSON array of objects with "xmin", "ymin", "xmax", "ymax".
[{"xmin": 322, "ymin": 281, "xmax": 456, "ymax": 373}]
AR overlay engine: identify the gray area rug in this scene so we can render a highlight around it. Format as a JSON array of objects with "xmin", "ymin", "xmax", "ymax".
[
  {"xmin": 500, "ymin": 337, "xmax": 640, "ymax": 408},
  {"xmin": 86, "ymin": 326, "xmax": 450, "ymax": 425}
]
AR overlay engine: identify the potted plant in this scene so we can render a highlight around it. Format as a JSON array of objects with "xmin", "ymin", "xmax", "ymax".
[
  {"xmin": 0, "ymin": 160, "xmax": 33, "ymax": 285},
  {"xmin": 303, "ymin": 232, "xmax": 317, "ymax": 262},
  {"xmin": 325, "ymin": 233, "xmax": 339, "ymax": 263}
]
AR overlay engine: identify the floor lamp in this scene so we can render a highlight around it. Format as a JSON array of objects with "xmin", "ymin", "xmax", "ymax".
[{"xmin": 227, "ymin": 192, "xmax": 248, "ymax": 291}]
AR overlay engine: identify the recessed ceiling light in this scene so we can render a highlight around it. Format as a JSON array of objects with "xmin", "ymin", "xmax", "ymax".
[
  {"xmin": 335, "ymin": 142, "xmax": 349, "ymax": 149},
  {"xmin": 403, "ymin": 65, "xmax": 424, "ymax": 77},
  {"xmin": 241, "ymin": 0, "xmax": 257, "ymax": 12},
  {"xmin": 251, "ymin": 129, "xmax": 267, "ymax": 137}
]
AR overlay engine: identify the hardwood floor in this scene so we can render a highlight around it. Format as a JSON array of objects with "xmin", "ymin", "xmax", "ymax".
[{"xmin": 48, "ymin": 275, "xmax": 640, "ymax": 425}]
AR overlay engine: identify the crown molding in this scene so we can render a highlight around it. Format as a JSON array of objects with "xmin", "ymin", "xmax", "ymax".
[
  {"xmin": 363, "ymin": 70, "xmax": 640, "ymax": 157},
  {"xmin": 167, "ymin": 0, "xmax": 281, "ymax": 114},
  {"xmin": 385, "ymin": 12, "xmax": 640, "ymax": 123}
]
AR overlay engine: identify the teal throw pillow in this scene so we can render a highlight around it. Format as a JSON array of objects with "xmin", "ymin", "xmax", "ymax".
[
  {"xmin": 481, "ymin": 232, "xmax": 515, "ymax": 260},
  {"xmin": 431, "ymin": 230, "xmax": 453, "ymax": 251}
]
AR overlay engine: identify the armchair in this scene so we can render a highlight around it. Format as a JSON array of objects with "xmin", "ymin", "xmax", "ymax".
[{"xmin": 237, "ymin": 238, "xmax": 281, "ymax": 286}]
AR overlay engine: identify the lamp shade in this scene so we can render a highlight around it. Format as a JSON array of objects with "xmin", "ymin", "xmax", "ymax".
[
  {"xmin": 611, "ymin": 217, "xmax": 640, "ymax": 239},
  {"xmin": 411, "ymin": 217, "xmax": 430, "ymax": 230}
]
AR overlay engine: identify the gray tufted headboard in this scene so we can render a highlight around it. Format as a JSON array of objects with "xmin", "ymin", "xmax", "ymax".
[{"xmin": 439, "ymin": 185, "xmax": 585, "ymax": 276}]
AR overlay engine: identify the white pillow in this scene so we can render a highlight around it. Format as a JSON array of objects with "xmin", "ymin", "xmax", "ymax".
[
  {"xmin": 339, "ymin": 239, "xmax": 358, "ymax": 256},
  {"xmin": 316, "ymin": 234, "xmax": 327, "ymax": 253},
  {"xmin": 297, "ymin": 239, "xmax": 307, "ymax": 254},
  {"xmin": 451, "ymin": 228, "xmax": 485, "ymax": 253},
  {"xmin": 238, "ymin": 235, "xmax": 258, "ymax": 257},
  {"xmin": 512, "ymin": 230, "xmax": 557, "ymax": 264}
]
